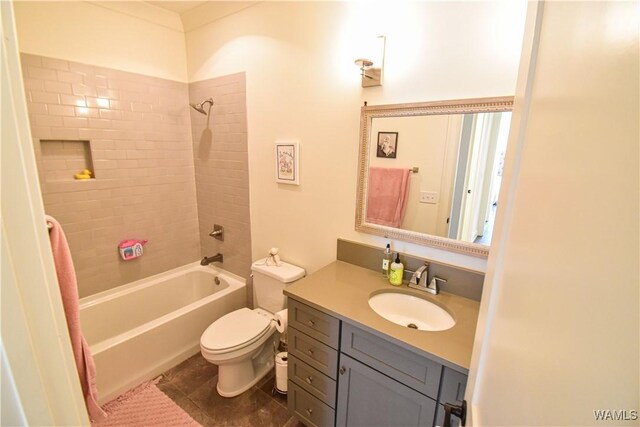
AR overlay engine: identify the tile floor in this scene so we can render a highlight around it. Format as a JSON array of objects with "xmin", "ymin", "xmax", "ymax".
[{"xmin": 157, "ymin": 353, "xmax": 305, "ymax": 427}]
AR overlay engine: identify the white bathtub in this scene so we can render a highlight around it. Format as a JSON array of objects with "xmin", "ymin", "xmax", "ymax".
[{"xmin": 79, "ymin": 262, "xmax": 246, "ymax": 403}]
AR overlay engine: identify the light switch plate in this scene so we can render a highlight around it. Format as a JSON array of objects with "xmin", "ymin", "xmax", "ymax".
[{"xmin": 420, "ymin": 191, "xmax": 438, "ymax": 204}]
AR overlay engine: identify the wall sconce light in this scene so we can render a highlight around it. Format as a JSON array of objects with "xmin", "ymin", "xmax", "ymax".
[{"xmin": 354, "ymin": 35, "xmax": 385, "ymax": 87}]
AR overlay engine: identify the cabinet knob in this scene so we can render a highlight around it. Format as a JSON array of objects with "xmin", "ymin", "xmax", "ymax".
[
  {"xmin": 306, "ymin": 408, "xmax": 313, "ymax": 417},
  {"xmin": 305, "ymin": 376, "xmax": 313, "ymax": 384},
  {"xmin": 339, "ymin": 366, "xmax": 346, "ymax": 375},
  {"xmin": 307, "ymin": 319, "xmax": 315, "ymax": 327},
  {"xmin": 307, "ymin": 349, "xmax": 314, "ymax": 356}
]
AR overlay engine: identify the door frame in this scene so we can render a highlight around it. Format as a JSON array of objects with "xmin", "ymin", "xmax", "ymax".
[
  {"xmin": 463, "ymin": 1, "xmax": 545, "ymax": 424},
  {"xmin": 1, "ymin": 2, "xmax": 89, "ymax": 425}
]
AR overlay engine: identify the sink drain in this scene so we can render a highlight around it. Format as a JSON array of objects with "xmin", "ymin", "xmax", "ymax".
[{"xmin": 407, "ymin": 323, "xmax": 418, "ymax": 329}]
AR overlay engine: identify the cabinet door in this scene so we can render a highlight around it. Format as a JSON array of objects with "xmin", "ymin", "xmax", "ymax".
[
  {"xmin": 336, "ymin": 354, "xmax": 436, "ymax": 427},
  {"xmin": 341, "ymin": 322, "xmax": 442, "ymax": 398}
]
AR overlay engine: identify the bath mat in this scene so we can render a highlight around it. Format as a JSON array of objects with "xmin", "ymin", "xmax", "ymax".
[{"xmin": 93, "ymin": 378, "xmax": 200, "ymax": 427}]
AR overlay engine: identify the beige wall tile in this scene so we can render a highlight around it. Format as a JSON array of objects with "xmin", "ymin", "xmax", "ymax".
[
  {"xmin": 189, "ymin": 73, "xmax": 251, "ymax": 305},
  {"xmin": 23, "ymin": 53, "xmax": 200, "ymax": 298},
  {"xmin": 24, "ymin": 54, "xmax": 252, "ymax": 300}
]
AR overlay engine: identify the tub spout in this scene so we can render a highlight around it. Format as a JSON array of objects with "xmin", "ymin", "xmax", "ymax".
[{"xmin": 201, "ymin": 253, "xmax": 223, "ymax": 265}]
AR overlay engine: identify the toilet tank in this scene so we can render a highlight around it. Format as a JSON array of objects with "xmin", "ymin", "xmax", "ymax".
[{"xmin": 251, "ymin": 259, "xmax": 305, "ymax": 313}]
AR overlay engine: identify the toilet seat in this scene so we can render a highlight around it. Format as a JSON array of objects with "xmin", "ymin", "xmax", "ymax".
[{"xmin": 201, "ymin": 308, "xmax": 272, "ymax": 354}]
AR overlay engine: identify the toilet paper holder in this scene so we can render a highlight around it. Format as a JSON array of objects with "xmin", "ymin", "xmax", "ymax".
[{"xmin": 274, "ymin": 351, "xmax": 288, "ymax": 395}]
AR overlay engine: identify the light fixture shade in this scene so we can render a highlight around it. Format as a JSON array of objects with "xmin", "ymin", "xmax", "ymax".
[{"xmin": 354, "ymin": 59, "xmax": 374, "ymax": 69}]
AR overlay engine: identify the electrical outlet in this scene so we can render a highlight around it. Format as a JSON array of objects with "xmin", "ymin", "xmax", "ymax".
[{"xmin": 419, "ymin": 191, "xmax": 438, "ymax": 204}]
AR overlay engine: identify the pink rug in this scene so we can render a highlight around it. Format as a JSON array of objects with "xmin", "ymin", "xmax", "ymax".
[{"xmin": 93, "ymin": 379, "xmax": 200, "ymax": 427}]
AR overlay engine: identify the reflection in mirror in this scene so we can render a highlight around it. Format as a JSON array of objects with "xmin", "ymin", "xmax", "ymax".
[
  {"xmin": 355, "ymin": 97, "xmax": 514, "ymax": 258},
  {"xmin": 368, "ymin": 112, "xmax": 511, "ymax": 243}
]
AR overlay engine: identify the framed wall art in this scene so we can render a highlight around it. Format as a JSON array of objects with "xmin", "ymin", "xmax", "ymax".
[
  {"xmin": 275, "ymin": 141, "xmax": 299, "ymax": 185},
  {"xmin": 376, "ymin": 131, "xmax": 398, "ymax": 158}
]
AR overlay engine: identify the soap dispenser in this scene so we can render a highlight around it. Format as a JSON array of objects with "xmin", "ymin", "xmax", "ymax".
[
  {"xmin": 381, "ymin": 243, "xmax": 392, "ymax": 278},
  {"xmin": 389, "ymin": 253, "xmax": 404, "ymax": 286}
]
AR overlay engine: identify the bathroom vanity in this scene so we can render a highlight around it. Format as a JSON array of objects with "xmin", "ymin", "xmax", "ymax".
[{"xmin": 284, "ymin": 261, "xmax": 479, "ymax": 427}]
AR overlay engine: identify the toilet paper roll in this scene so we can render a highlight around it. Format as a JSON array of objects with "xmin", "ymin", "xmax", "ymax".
[
  {"xmin": 274, "ymin": 309, "xmax": 288, "ymax": 333},
  {"xmin": 275, "ymin": 352, "xmax": 288, "ymax": 393}
]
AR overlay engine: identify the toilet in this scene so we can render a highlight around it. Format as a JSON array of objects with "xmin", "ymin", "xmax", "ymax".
[{"xmin": 200, "ymin": 259, "xmax": 305, "ymax": 397}]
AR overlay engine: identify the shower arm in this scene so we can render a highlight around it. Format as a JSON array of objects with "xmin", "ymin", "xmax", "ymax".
[{"xmin": 190, "ymin": 98, "xmax": 214, "ymax": 115}]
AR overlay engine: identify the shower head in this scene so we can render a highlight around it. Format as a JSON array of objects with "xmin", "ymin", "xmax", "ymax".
[{"xmin": 190, "ymin": 98, "xmax": 214, "ymax": 115}]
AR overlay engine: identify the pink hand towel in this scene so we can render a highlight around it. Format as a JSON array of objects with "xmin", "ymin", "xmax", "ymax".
[
  {"xmin": 46, "ymin": 215, "xmax": 106, "ymax": 421},
  {"xmin": 366, "ymin": 167, "xmax": 411, "ymax": 228}
]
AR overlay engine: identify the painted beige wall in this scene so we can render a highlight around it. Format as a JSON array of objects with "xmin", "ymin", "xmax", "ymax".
[
  {"xmin": 469, "ymin": 1, "xmax": 639, "ymax": 424},
  {"xmin": 13, "ymin": 1, "xmax": 188, "ymax": 82},
  {"xmin": 186, "ymin": 1, "xmax": 527, "ymax": 274}
]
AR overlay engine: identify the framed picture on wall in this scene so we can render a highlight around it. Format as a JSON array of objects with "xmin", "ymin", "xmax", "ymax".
[
  {"xmin": 275, "ymin": 141, "xmax": 299, "ymax": 185},
  {"xmin": 376, "ymin": 132, "xmax": 398, "ymax": 158}
]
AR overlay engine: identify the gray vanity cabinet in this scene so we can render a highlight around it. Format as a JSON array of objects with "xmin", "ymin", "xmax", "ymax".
[
  {"xmin": 288, "ymin": 299, "xmax": 340, "ymax": 427},
  {"xmin": 287, "ymin": 298, "xmax": 467, "ymax": 427},
  {"xmin": 340, "ymin": 323, "xmax": 442, "ymax": 397},
  {"xmin": 336, "ymin": 322, "xmax": 468, "ymax": 427},
  {"xmin": 336, "ymin": 353, "xmax": 437, "ymax": 426},
  {"xmin": 337, "ymin": 323, "xmax": 441, "ymax": 427}
]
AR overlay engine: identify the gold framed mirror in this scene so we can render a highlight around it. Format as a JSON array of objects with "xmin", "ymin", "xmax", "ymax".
[{"xmin": 355, "ymin": 96, "xmax": 514, "ymax": 258}]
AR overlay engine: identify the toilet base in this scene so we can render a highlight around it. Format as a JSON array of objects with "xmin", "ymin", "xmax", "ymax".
[
  {"xmin": 214, "ymin": 332, "xmax": 278, "ymax": 397},
  {"xmin": 216, "ymin": 357, "xmax": 274, "ymax": 397}
]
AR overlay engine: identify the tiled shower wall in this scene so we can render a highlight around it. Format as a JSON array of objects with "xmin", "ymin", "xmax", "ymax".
[
  {"xmin": 189, "ymin": 74, "xmax": 252, "ymax": 282},
  {"xmin": 21, "ymin": 53, "xmax": 201, "ymax": 297}
]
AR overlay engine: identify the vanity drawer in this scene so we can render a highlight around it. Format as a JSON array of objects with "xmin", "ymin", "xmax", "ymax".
[
  {"xmin": 289, "ymin": 299, "xmax": 340, "ymax": 349},
  {"xmin": 340, "ymin": 322, "xmax": 442, "ymax": 399},
  {"xmin": 289, "ymin": 327, "xmax": 338, "ymax": 379},
  {"xmin": 288, "ymin": 381, "xmax": 336, "ymax": 427},
  {"xmin": 289, "ymin": 354, "xmax": 337, "ymax": 407}
]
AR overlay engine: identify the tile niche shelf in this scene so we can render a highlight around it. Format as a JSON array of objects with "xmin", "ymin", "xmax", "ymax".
[{"xmin": 39, "ymin": 139, "xmax": 95, "ymax": 182}]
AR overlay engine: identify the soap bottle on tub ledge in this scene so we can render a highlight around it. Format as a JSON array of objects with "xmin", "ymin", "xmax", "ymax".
[{"xmin": 389, "ymin": 253, "xmax": 404, "ymax": 286}]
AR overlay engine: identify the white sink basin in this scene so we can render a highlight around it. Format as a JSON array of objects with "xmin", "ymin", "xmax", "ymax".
[{"xmin": 368, "ymin": 292, "xmax": 455, "ymax": 331}]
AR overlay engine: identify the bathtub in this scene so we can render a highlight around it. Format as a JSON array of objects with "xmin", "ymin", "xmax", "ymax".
[{"xmin": 79, "ymin": 262, "xmax": 246, "ymax": 403}]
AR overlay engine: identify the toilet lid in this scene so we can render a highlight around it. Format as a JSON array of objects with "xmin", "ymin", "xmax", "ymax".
[{"xmin": 201, "ymin": 308, "xmax": 271, "ymax": 352}]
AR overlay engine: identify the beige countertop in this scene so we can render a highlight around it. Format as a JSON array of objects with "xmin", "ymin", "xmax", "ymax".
[{"xmin": 283, "ymin": 261, "xmax": 480, "ymax": 373}]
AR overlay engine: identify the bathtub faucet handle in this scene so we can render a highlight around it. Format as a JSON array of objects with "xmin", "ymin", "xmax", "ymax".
[{"xmin": 209, "ymin": 224, "xmax": 224, "ymax": 241}]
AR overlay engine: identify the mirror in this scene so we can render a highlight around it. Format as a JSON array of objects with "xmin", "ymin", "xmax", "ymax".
[{"xmin": 355, "ymin": 97, "xmax": 514, "ymax": 258}]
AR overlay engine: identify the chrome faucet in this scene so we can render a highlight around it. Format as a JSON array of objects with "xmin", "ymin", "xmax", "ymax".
[
  {"xmin": 200, "ymin": 253, "xmax": 223, "ymax": 265},
  {"xmin": 408, "ymin": 263, "xmax": 429, "ymax": 289},
  {"xmin": 407, "ymin": 262, "xmax": 447, "ymax": 295}
]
